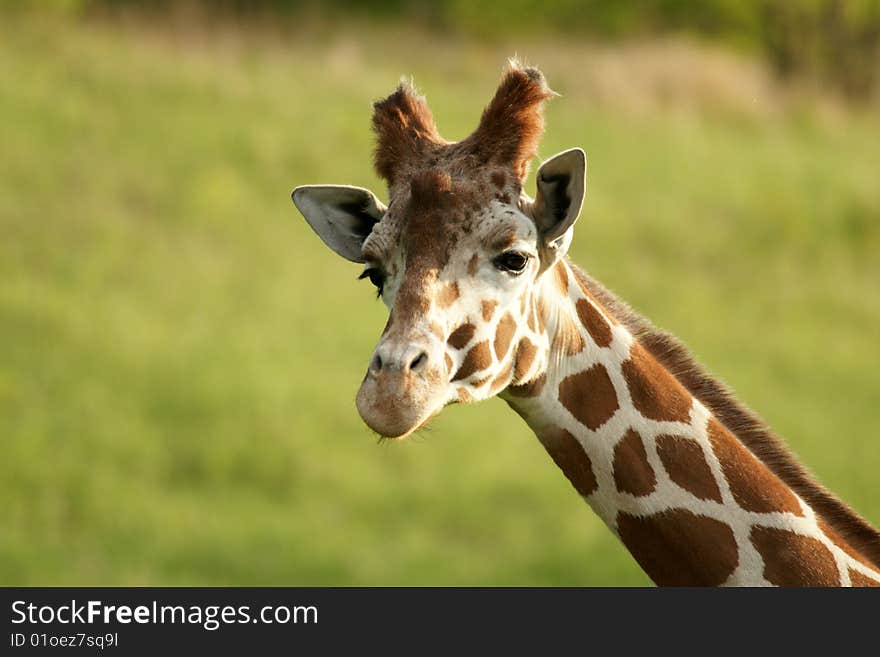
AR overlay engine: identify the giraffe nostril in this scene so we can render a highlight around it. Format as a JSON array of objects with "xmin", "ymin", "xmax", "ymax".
[
  {"xmin": 371, "ymin": 353, "xmax": 383, "ymax": 372},
  {"xmin": 408, "ymin": 351, "xmax": 428, "ymax": 373}
]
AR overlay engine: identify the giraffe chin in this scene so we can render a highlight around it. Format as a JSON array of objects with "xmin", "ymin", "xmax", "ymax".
[
  {"xmin": 355, "ymin": 379, "xmax": 446, "ymax": 440},
  {"xmin": 357, "ymin": 404, "xmax": 443, "ymax": 440}
]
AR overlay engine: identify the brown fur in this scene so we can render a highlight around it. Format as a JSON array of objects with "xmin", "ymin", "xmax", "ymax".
[
  {"xmin": 410, "ymin": 169, "xmax": 453, "ymax": 210},
  {"xmin": 481, "ymin": 299, "xmax": 497, "ymax": 322},
  {"xmin": 491, "ymin": 169, "xmax": 507, "ymax": 189},
  {"xmin": 613, "ymin": 429, "xmax": 657, "ymax": 497},
  {"xmin": 554, "ymin": 260, "xmax": 569, "ymax": 293},
  {"xmin": 468, "ymin": 254, "xmax": 480, "ymax": 277},
  {"xmin": 657, "ymin": 434, "xmax": 723, "ymax": 503},
  {"xmin": 372, "ymin": 62, "xmax": 554, "ymax": 194},
  {"xmin": 452, "ymin": 340, "xmax": 492, "ymax": 381},
  {"xmin": 622, "ymin": 343, "xmax": 693, "ymax": 423},
  {"xmin": 617, "ymin": 509, "xmax": 739, "ymax": 586},
  {"xmin": 490, "ymin": 361, "xmax": 513, "ymax": 395},
  {"xmin": 372, "ymin": 81, "xmax": 445, "ymax": 185},
  {"xmin": 558, "ymin": 363, "xmax": 619, "ymax": 431},
  {"xmin": 707, "ymin": 418, "xmax": 802, "ymax": 516},
  {"xmin": 493, "ymin": 313, "xmax": 517, "ymax": 359},
  {"xmin": 750, "ymin": 526, "xmax": 840, "ymax": 586},
  {"xmin": 539, "ymin": 429, "xmax": 598, "ymax": 497},
  {"xmin": 850, "ymin": 569, "xmax": 880, "ymax": 587},
  {"xmin": 460, "ymin": 64, "xmax": 556, "ymax": 181},
  {"xmin": 437, "ymin": 281, "xmax": 460, "ymax": 308},
  {"xmin": 447, "ymin": 323, "xmax": 476, "ymax": 350},
  {"xmin": 576, "ymin": 298, "xmax": 612, "ymax": 347},
  {"xmin": 527, "ymin": 301, "xmax": 540, "ymax": 332},
  {"xmin": 570, "ymin": 263, "xmax": 880, "ymax": 569},
  {"xmin": 513, "ymin": 338, "xmax": 538, "ymax": 380}
]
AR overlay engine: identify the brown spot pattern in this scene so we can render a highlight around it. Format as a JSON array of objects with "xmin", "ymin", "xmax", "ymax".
[
  {"xmin": 437, "ymin": 281, "xmax": 459, "ymax": 308},
  {"xmin": 849, "ymin": 569, "xmax": 880, "ymax": 587},
  {"xmin": 444, "ymin": 353, "xmax": 453, "ymax": 373},
  {"xmin": 656, "ymin": 434, "xmax": 722, "ymax": 502},
  {"xmin": 539, "ymin": 429, "xmax": 598, "ymax": 497},
  {"xmin": 493, "ymin": 313, "xmax": 517, "ymax": 359},
  {"xmin": 576, "ymin": 298, "xmax": 613, "ymax": 348},
  {"xmin": 447, "ymin": 323, "xmax": 476, "ymax": 350},
  {"xmin": 613, "ymin": 429, "xmax": 656, "ymax": 497},
  {"xmin": 481, "ymin": 299, "xmax": 497, "ymax": 322},
  {"xmin": 452, "ymin": 341, "xmax": 491, "ymax": 381},
  {"xmin": 572, "ymin": 256, "xmax": 880, "ymax": 570},
  {"xmin": 574, "ymin": 275, "xmax": 618, "ymax": 326},
  {"xmin": 707, "ymin": 418, "xmax": 802, "ymax": 516},
  {"xmin": 490, "ymin": 361, "xmax": 513, "ymax": 394},
  {"xmin": 467, "ymin": 254, "xmax": 480, "ymax": 276},
  {"xmin": 558, "ymin": 364, "xmax": 619, "ymax": 430},
  {"xmin": 513, "ymin": 338, "xmax": 537, "ymax": 381},
  {"xmin": 527, "ymin": 302, "xmax": 538, "ymax": 331},
  {"xmin": 617, "ymin": 510, "xmax": 739, "ymax": 586},
  {"xmin": 554, "ymin": 262, "xmax": 569, "ymax": 294},
  {"xmin": 750, "ymin": 526, "xmax": 840, "ymax": 586},
  {"xmin": 622, "ymin": 343, "xmax": 692, "ymax": 423}
]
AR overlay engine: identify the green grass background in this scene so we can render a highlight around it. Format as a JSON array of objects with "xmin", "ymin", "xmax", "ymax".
[{"xmin": 1, "ymin": 13, "xmax": 878, "ymax": 585}]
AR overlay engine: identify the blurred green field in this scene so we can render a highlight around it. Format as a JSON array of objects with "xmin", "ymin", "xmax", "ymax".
[{"xmin": 1, "ymin": 13, "xmax": 879, "ymax": 586}]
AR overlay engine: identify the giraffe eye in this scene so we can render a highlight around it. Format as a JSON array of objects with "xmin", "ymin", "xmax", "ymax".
[
  {"xmin": 494, "ymin": 251, "xmax": 530, "ymax": 275},
  {"xmin": 358, "ymin": 267, "xmax": 385, "ymax": 297}
]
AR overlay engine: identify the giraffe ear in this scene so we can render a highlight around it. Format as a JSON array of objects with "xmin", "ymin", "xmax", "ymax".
[
  {"xmin": 292, "ymin": 185, "xmax": 386, "ymax": 263},
  {"xmin": 532, "ymin": 148, "xmax": 586, "ymax": 249}
]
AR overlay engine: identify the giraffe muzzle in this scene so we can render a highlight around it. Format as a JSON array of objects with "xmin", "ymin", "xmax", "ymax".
[{"xmin": 356, "ymin": 337, "xmax": 446, "ymax": 439}]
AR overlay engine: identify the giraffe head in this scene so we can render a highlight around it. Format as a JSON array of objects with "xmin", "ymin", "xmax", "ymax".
[{"xmin": 293, "ymin": 63, "xmax": 586, "ymax": 438}]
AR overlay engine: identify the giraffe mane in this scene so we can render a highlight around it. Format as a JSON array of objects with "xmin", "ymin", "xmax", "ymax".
[{"xmin": 569, "ymin": 262, "xmax": 880, "ymax": 569}]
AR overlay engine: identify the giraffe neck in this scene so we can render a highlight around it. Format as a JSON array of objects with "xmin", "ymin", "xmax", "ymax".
[{"xmin": 501, "ymin": 260, "xmax": 880, "ymax": 586}]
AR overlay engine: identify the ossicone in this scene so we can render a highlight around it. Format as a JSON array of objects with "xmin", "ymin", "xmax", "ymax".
[
  {"xmin": 370, "ymin": 61, "xmax": 557, "ymax": 187},
  {"xmin": 462, "ymin": 61, "xmax": 557, "ymax": 181},
  {"xmin": 371, "ymin": 79, "xmax": 445, "ymax": 185}
]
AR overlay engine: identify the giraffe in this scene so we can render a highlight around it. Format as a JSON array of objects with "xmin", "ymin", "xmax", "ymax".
[{"xmin": 291, "ymin": 62, "xmax": 880, "ymax": 586}]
